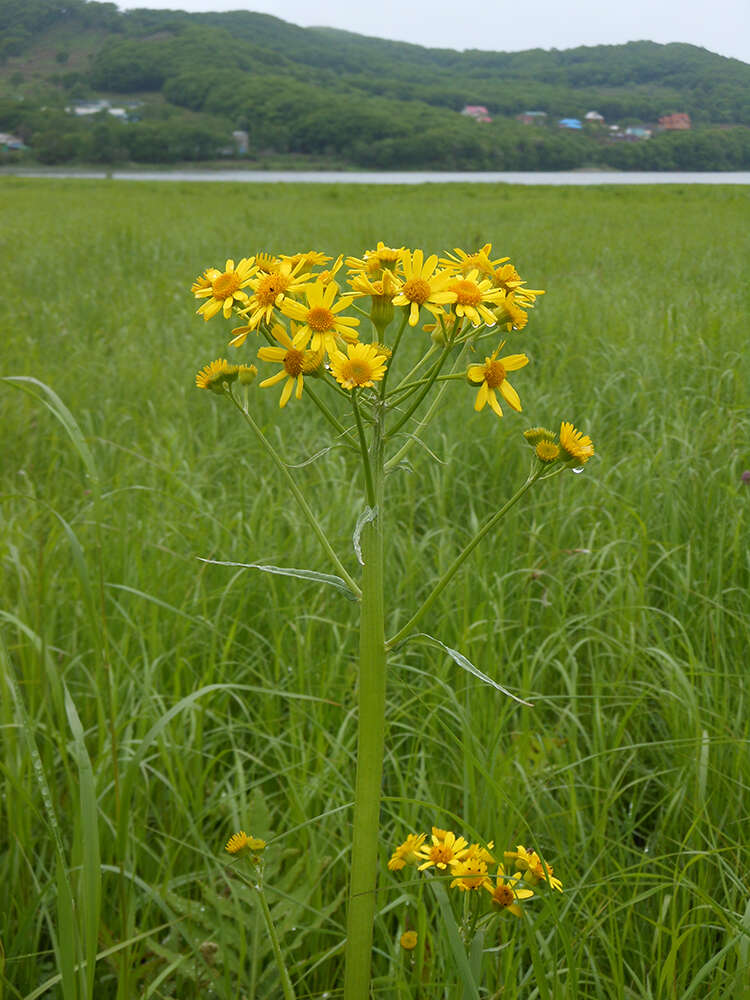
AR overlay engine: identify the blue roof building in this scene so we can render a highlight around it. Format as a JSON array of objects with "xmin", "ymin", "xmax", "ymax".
[{"xmin": 558, "ymin": 118, "xmax": 583, "ymax": 130}]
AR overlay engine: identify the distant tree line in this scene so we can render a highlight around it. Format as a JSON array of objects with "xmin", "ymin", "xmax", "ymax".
[{"xmin": 2, "ymin": 0, "xmax": 750, "ymax": 169}]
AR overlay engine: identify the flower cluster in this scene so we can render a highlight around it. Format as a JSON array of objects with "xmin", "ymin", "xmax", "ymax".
[
  {"xmin": 524, "ymin": 422, "xmax": 595, "ymax": 466},
  {"xmin": 388, "ymin": 826, "xmax": 562, "ymax": 918},
  {"xmin": 192, "ymin": 242, "xmax": 544, "ymax": 417}
]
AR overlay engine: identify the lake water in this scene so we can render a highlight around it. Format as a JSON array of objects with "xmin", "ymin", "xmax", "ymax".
[{"xmin": 6, "ymin": 169, "xmax": 750, "ymax": 185}]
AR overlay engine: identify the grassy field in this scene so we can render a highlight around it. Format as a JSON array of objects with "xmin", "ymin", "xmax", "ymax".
[{"xmin": 1, "ymin": 178, "xmax": 749, "ymax": 999}]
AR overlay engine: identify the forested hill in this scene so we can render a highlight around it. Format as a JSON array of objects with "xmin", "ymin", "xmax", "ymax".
[{"xmin": 2, "ymin": 0, "xmax": 750, "ymax": 169}]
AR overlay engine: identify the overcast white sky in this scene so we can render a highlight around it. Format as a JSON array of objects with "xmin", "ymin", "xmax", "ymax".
[{"xmin": 113, "ymin": 0, "xmax": 750, "ymax": 64}]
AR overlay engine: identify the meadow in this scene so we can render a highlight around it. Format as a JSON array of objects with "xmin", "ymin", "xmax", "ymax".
[{"xmin": 1, "ymin": 177, "xmax": 749, "ymax": 999}]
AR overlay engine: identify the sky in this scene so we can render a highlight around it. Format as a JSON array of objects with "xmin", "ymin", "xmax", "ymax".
[{"xmin": 112, "ymin": 0, "xmax": 750, "ymax": 64}]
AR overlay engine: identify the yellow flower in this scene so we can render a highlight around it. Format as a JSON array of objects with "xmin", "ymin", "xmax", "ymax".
[
  {"xmin": 536, "ymin": 440, "xmax": 560, "ymax": 462},
  {"xmin": 464, "ymin": 841, "xmax": 496, "ymax": 865},
  {"xmin": 559, "ymin": 422, "xmax": 595, "ymax": 464},
  {"xmin": 330, "ymin": 342, "xmax": 389, "ymax": 390},
  {"xmin": 225, "ymin": 831, "xmax": 266, "ymax": 855},
  {"xmin": 417, "ymin": 829, "xmax": 469, "ymax": 871},
  {"xmin": 237, "ymin": 363, "xmax": 258, "ymax": 385},
  {"xmin": 440, "ymin": 243, "xmax": 509, "ymax": 277},
  {"xmin": 235, "ymin": 260, "xmax": 313, "ymax": 339},
  {"xmin": 504, "ymin": 845, "xmax": 562, "ymax": 892},
  {"xmin": 193, "ymin": 258, "xmax": 256, "ymax": 321},
  {"xmin": 347, "ymin": 270, "xmax": 400, "ymax": 333},
  {"xmin": 449, "ymin": 269, "xmax": 505, "ymax": 327},
  {"xmin": 388, "ymin": 833, "xmax": 427, "ymax": 871},
  {"xmin": 282, "ymin": 281, "xmax": 360, "ymax": 356},
  {"xmin": 495, "ymin": 291, "xmax": 529, "ymax": 332},
  {"xmin": 492, "ymin": 263, "xmax": 545, "ymax": 308},
  {"xmin": 400, "ymin": 931, "xmax": 418, "ymax": 951},
  {"xmin": 391, "ymin": 249, "xmax": 456, "ymax": 327},
  {"xmin": 483, "ymin": 865, "xmax": 534, "ymax": 917},
  {"xmin": 195, "ymin": 358, "xmax": 239, "ymax": 393},
  {"xmin": 449, "ymin": 856, "xmax": 490, "ymax": 891},
  {"xmin": 280, "ymin": 250, "xmax": 332, "ymax": 272},
  {"xmin": 257, "ymin": 323, "xmax": 324, "ymax": 407},
  {"xmin": 346, "ymin": 241, "xmax": 405, "ymax": 279},
  {"xmin": 315, "ymin": 254, "xmax": 344, "ymax": 285},
  {"xmin": 467, "ymin": 345, "xmax": 529, "ymax": 418}
]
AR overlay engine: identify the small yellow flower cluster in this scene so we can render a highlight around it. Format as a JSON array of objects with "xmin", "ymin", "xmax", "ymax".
[
  {"xmin": 388, "ymin": 827, "xmax": 562, "ymax": 919},
  {"xmin": 524, "ymin": 423, "xmax": 595, "ymax": 465},
  {"xmin": 225, "ymin": 830, "xmax": 267, "ymax": 856},
  {"xmin": 191, "ymin": 243, "xmax": 543, "ymax": 414}
]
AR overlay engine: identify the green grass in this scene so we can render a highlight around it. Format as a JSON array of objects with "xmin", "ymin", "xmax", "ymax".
[{"xmin": 1, "ymin": 178, "xmax": 749, "ymax": 999}]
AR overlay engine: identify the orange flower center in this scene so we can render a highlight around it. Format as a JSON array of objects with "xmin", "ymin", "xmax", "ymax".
[
  {"xmin": 342, "ymin": 361, "xmax": 373, "ymax": 384},
  {"xmin": 256, "ymin": 272, "xmax": 291, "ymax": 306},
  {"xmin": 307, "ymin": 306, "xmax": 335, "ymax": 332},
  {"xmin": 483, "ymin": 360, "xmax": 506, "ymax": 388},
  {"xmin": 493, "ymin": 884, "xmax": 515, "ymax": 907},
  {"xmin": 212, "ymin": 271, "xmax": 241, "ymax": 299},
  {"xmin": 283, "ymin": 349, "xmax": 305, "ymax": 377},
  {"xmin": 453, "ymin": 279, "xmax": 482, "ymax": 306},
  {"xmin": 430, "ymin": 844, "xmax": 454, "ymax": 865},
  {"xmin": 402, "ymin": 278, "xmax": 431, "ymax": 305}
]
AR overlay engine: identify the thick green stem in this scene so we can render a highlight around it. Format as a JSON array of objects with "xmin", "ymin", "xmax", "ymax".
[
  {"xmin": 343, "ymin": 410, "xmax": 386, "ymax": 1000},
  {"xmin": 386, "ymin": 467, "xmax": 542, "ymax": 649}
]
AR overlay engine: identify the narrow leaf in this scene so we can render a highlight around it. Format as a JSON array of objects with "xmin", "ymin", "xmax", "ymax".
[
  {"xmin": 352, "ymin": 506, "xmax": 377, "ymax": 566},
  {"xmin": 409, "ymin": 633, "xmax": 533, "ymax": 706},
  {"xmin": 198, "ymin": 557, "xmax": 358, "ymax": 600},
  {"xmin": 431, "ymin": 880, "xmax": 480, "ymax": 1000}
]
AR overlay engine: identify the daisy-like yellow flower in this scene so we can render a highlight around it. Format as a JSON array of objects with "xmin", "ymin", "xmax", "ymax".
[
  {"xmin": 193, "ymin": 258, "xmax": 256, "ymax": 321},
  {"xmin": 495, "ymin": 291, "xmax": 529, "ymax": 332},
  {"xmin": 280, "ymin": 250, "xmax": 331, "ymax": 272},
  {"xmin": 504, "ymin": 845, "xmax": 563, "ymax": 892},
  {"xmin": 400, "ymin": 931, "xmax": 418, "ymax": 951},
  {"xmin": 492, "ymin": 263, "xmax": 545, "ymax": 308},
  {"xmin": 195, "ymin": 358, "xmax": 239, "ymax": 393},
  {"xmin": 467, "ymin": 345, "xmax": 529, "ymax": 418},
  {"xmin": 440, "ymin": 243, "xmax": 510, "ymax": 277},
  {"xmin": 417, "ymin": 829, "xmax": 469, "ymax": 871},
  {"xmin": 257, "ymin": 323, "xmax": 324, "ymax": 407},
  {"xmin": 282, "ymin": 281, "xmax": 360, "ymax": 356},
  {"xmin": 315, "ymin": 254, "xmax": 344, "ymax": 286},
  {"xmin": 559, "ymin": 421, "xmax": 595, "ymax": 464},
  {"xmin": 391, "ymin": 249, "xmax": 457, "ymax": 327},
  {"xmin": 237, "ymin": 363, "xmax": 258, "ymax": 385},
  {"xmin": 254, "ymin": 251, "xmax": 281, "ymax": 274},
  {"xmin": 225, "ymin": 831, "xmax": 267, "ymax": 855},
  {"xmin": 234, "ymin": 260, "xmax": 313, "ymax": 340},
  {"xmin": 330, "ymin": 342, "xmax": 389, "ymax": 391},
  {"xmin": 483, "ymin": 865, "xmax": 534, "ymax": 917},
  {"xmin": 464, "ymin": 842, "xmax": 496, "ymax": 865},
  {"xmin": 450, "ymin": 269, "xmax": 505, "ymax": 327},
  {"xmin": 347, "ymin": 269, "xmax": 400, "ymax": 333},
  {"xmin": 536, "ymin": 440, "xmax": 561, "ymax": 463},
  {"xmin": 388, "ymin": 833, "xmax": 427, "ymax": 871},
  {"xmin": 449, "ymin": 856, "xmax": 490, "ymax": 891},
  {"xmin": 346, "ymin": 241, "xmax": 405, "ymax": 279}
]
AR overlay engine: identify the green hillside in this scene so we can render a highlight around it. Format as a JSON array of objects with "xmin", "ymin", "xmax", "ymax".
[{"xmin": 1, "ymin": 0, "xmax": 750, "ymax": 168}]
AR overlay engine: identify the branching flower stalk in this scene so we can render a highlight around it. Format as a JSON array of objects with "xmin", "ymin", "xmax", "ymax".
[{"xmin": 191, "ymin": 242, "xmax": 593, "ymax": 998}]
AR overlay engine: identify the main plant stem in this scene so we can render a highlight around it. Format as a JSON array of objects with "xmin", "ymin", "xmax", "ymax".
[{"xmin": 343, "ymin": 407, "xmax": 386, "ymax": 1000}]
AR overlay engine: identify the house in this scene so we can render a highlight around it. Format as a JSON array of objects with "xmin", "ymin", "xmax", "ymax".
[
  {"xmin": 0, "ymin": 132, "xmax": 26, "ymax": 150},
  {"xmin": 68, "ymin": 100, "xmax": 134, "ymax": 120},
  {"xmin": 659, "ymin": 112, "xmax": 691, "ymax": 130},
  {"xmin": 584, "ymin": 111, "xmax": 605, "ymax": 123},
  {"xmin": 461, "ymin": 105, "xmax": 492, "ymax": 123},
  {"xmin": 517, "ymin": 111, "xmax": 547, "ymax": 125},
  {"xmin": 558, "ymin": 118, "xmax": 583, "ymax": 130},
  {"xmin": 624, "ymin": 126, "xmax": 652, "ymax": 140}
]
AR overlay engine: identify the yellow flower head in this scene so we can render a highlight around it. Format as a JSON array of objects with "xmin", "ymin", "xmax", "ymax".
[
  {"xmin": 280, "ymin": 250, "xmax": 331, "ymax": 272},
  {"xmin": 257, "ymin": 323, "xmax": 324, "ymax": 407},
  {"xmin": 417, "ymin": 829, "xmax": 469, "ymax": 871},
  {"xmin": 450, "ymin": 269, "xmax": 505, "ymax": 327},
  {"xmin": 559, "ymin": 422, "xmax": 595, "ymax": 464},
  {"xmin": 504, "ymin": 845, "xmax": 562, "ymax": 891},
  {"xmin": 467, "ymin": 345, "xmax": 529, "ymax": 418},
  {"xmin": 348, "ymin": 270, "xmax": 400, "ymax": 332},
  {"xmin": 536, "ymin": 440, "xmax": 560, "ymax": 462},
  {"xmin": 225, "ymin": 831, "xmax": 266, "ymax": 855},
  {"xmin": 483, "ymin": 865, "xmax": 534, "ymax": 917},
  {"xmin": 195, "ymin": 358, "xmax": 239, "ymax": 393},
  {"xmin": 523, "ymin": 426, "xmax": 556, "ymax": 445},
  {"xmin": 391, "ymin": 249, "xmax": 457, "ymax": 327},
  {"xmin": 346, "ymin": 241, "xmax": 405, "ymax": 279},
  {"xmin": 330, "ymin": 342, "xmax": 389, "ymax": 391},
  {"xmin": 449, "ymin": 856, "xmax": 490, "ymax": 891},
  {"xmin": 388, "ymin": 833, "xmax": 427, "ymax": 871},
  {"xmin": 440, "ymin": 244, "xmax": 509, "ymax": 277},
  {"xmin": 400, "ymin": 930, "xmax": 418, "ymax": 951},
  {"xmin": 237, "ymin": 363, "xmax": 258, "ymax": 385},
  {"xmin": 193, "ymin": 258, "xmax": 256, "ymax": 321},
  {"xmin": 236, "ymin": 259, "xmax": 313, "ymax": 339},
  {"xmin": 282, "ymin": 281, "xmax": 360, "ymax": 356},
  {"xmin": 495, "ymin": 291, "xmax": 529, "ymax": 332}
]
